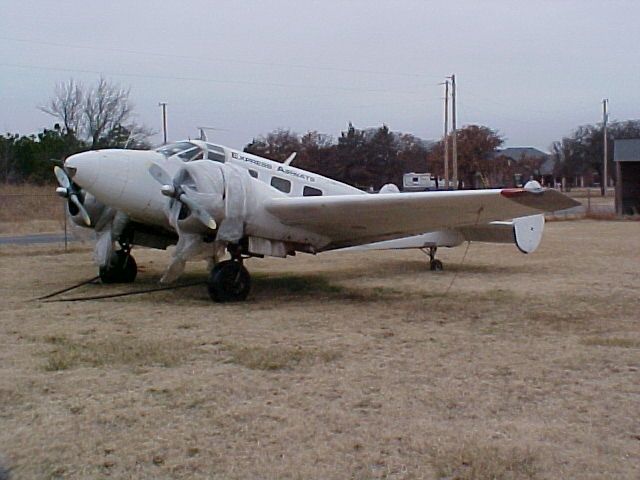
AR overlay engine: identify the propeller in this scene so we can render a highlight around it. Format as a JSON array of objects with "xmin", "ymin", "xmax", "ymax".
[
  {"xmin": 148, "ymin": 162, "xmax": 217, "ymax": 230},
  {"xmin": 54, "ymin": 165, "xmax": 92, "ymax": 226}
]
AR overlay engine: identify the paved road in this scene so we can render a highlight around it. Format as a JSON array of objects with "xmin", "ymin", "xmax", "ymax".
[{"xmin": 0, "ymin": 233, "xmax": 77, "ymax": 245}]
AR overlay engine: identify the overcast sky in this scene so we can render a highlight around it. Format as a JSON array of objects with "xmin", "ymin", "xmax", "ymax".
[{"xmin": 1, "ymin": 0, "xmax": 638, "ymax": 151}]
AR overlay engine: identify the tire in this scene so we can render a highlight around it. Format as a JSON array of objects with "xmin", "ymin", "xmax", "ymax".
[
  {"xmin": 430, "ymin": 259, "xmax": 444, "ymax": 271},
  {"xmin": 207, "ymin": 260, "xmax": 251, "ymax": 302},
  {"xmin": 99, "ymin": 250, "xmax": 137, "ymax": 284}
]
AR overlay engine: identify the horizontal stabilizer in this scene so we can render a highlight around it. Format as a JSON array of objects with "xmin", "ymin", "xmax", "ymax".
[
  {"xmin": 337, "ymin": 214, "xmax": 545, "ymax": 254},
  {"xmin": 459, "ymin": 214, "xmax": 544, "ymax": 253}
]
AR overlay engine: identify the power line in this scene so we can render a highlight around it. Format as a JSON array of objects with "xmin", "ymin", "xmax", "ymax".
[
  {"xmin": 449, "ymin": 74, "xmax": 458, "ymax": 189},
  {"xmin": 602, "ymin": 98, "xmax": 608, "ymax": 196},
  {"xmin": 158, "ymin": 102, "xmax": 168, "ymax": 145},
  {"xmin": 0, "ymin": 62, "xmax": 425, "ymax": 95},
  {"xmin": 441, "ymin": 80, "xmax": 450, "ymax": 187},
  {"xmin": 0, "ymin": 35, "xmax": 441, "ymax": 80}
]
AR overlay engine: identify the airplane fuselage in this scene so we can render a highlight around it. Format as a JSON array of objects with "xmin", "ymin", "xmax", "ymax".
[{"xmin": 66, "ymin": 140, "xmax": 363, "ymax": 230}]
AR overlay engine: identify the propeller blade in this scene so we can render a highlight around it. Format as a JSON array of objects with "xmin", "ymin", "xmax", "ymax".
[
  {"xmin": 148, "ymin": 162, "xmax": 174, "ymax": 186},
  {"xmin": 54, "ymin": 166, "xmax": 71, "ymax": 189},
  {"xmin": 179, "ymin": 193, "xmax": 217, "ymax": 230},
  {"xmin": 69, "ymin": 193, "xmax": 92, "ymax": 226}
]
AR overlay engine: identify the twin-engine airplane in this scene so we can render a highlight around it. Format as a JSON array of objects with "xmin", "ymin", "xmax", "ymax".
[{"xmin": 54, "ymin": 140, "xmax": 579, "ymax": 302}]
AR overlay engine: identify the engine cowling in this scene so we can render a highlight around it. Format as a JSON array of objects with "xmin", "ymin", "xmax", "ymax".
[{"xmin": 151, "ymin": 160, "xmax": 250, "ymax": 283}]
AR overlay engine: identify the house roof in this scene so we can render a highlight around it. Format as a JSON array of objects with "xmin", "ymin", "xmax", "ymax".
[
  {"xmin": 614, "ymin": 139, "xmax": 640, "ymax": 162},
  {"xmin": 539, "ymin": 156, "xmax": 555, "ymax": 175},
  {"xmin": 494, "ymin": 147, "xmax": 555, "ymax": 176},
  {"xmin": 496, "ymin": 147, "xmax": 549, "ymax": 161}
]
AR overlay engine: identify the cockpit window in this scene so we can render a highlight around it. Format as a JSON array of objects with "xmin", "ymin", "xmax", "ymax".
[
  {"xmin": 205, "ymin": 143, "xmax": 226, "ymax": 163},
  {"xmin": 156, "ymin": 142, "xmax": 197, "ymax": 157}
]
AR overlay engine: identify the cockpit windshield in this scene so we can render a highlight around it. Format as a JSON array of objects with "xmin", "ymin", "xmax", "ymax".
[
  {"xmin": 156, "ymin": 142, "xmax": 204, "ymax": 161},
  {"xmin": 155, "ymin": 141, "xmax": 224, "ymax": 163},
  {"xmin": 156, "ymin": 142, "xmax": 197, "ymax": 158}
]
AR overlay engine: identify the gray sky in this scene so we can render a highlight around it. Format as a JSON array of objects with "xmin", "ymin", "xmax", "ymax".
[{"xmin": 1, "ymin": 0, "xmax": 639, "ymax": 151}]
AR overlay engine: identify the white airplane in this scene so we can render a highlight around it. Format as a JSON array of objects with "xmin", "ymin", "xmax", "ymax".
[{"xmin": 54, "ymin": 140, "xmax": 579, "ymax": 302}]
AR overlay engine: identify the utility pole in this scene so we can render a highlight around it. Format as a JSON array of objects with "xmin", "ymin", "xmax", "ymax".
[
  {"xmin": 450, "ymin": 74, "xmax": 458, "ymax": 189},
  {"xmin": 602, "ymin": 98, "xmax": 608, "ymax": 196},
  {"xmin": 158, "ymin": 102, "xmax": 168, "ymax": 145},
  {"xmin": 442, "ymin": 80, "xmax": 450, "ymax": 189}
]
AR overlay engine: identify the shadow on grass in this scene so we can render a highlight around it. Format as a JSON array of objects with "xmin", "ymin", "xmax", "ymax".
[
  {"xmin": 251, "ymin": 273, "xmax": 404, "ymax": 303},
  {"xmin": 321, "ymin": 259, "xmax": 530, "ymax": 286}
]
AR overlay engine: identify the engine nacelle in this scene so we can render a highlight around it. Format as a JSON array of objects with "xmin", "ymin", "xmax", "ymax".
[
  {"xmin": 169, "ymin": 161, "xmax": 229, "ymax": 234},
  {"xmin": 379, "ymin": 183, "xmax": 400, "ymax": 193}
]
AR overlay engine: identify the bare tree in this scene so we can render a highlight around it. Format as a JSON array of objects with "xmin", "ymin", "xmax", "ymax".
[
  {"xmin": 40, "ymin": 79, "xmax": 84, "ymax": 137},
  {"xmin": 41, "ymin": 77, "xmax": 152, "ymax": 149},
  {"xmin": 84, "ymin": 77, "xmax": 132, "ymax": 148}
]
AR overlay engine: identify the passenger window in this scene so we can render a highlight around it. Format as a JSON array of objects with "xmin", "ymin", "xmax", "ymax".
[
  {"xmin": 248, "ymin": 169, "xmax": 258, "ymax": 178},
  {"xmin": 303, "ymin": 186, "xmax": 323, "ymax": 196},
  {"xmin": 270, "ymin": 176, "xmax": 291, "ymax": 193}
]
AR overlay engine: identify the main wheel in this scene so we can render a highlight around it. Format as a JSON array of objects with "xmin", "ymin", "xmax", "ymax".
[
  {"xmin": 207, "ymin": 260, "xmax": 251, "ymax": 302},
  {"xmin": 99, "ymin": 250, "xmax": 137, "ymax": 284},
  {"xmin": 430, "ymin": 259, "xmax": 444, "ymax": 271}
]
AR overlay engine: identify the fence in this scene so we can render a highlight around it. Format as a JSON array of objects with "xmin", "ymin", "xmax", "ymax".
[
  {"xmin": 0, "ymin": 189, "xmax": 74, "ymax": 249},
  {"xmin": 545, "ymin": 188, "xmax": 616, "ymax": 221},
  {"xmin": 0, "ymin": 187, "xmax": 622, "ymax": 247}
]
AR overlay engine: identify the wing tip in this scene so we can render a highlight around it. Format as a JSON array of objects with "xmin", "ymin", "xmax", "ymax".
[{"xmin": 501, "ymin": 188, "xmax": 581, "ymax": 211}]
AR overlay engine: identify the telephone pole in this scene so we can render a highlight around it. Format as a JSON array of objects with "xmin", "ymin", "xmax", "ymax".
[
  {"xmin": 602, "ymin": 98, "xmax": 608, "ymax": 196},
  {"xmin": 450, "ymin": 74, "xmax": 458, "ymax": 189},
  {"xmin": 158, "ymin": 102, "xmax": 168, "ymax": 145},
  {"xmin": 442, "ymin": 80, "xmax": 450, "ymax": 188}
]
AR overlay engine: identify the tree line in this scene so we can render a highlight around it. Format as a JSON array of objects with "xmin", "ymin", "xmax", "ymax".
[
  {"xmin": 551, "ymin": 120, "xmax": 640, "ymax": 191},
  {"xmin": 2, "ymin": 77, "xmax": 639, "ymax": 188}
]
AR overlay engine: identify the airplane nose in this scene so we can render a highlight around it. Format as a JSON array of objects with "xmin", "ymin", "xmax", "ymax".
[{"xmin": 64, "ymin": 151, "xmax": 100, "ymax": 189}]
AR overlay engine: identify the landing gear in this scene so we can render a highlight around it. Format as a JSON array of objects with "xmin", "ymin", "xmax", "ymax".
[
  {"xmin": 99, "ymin": 249, "xmax": 137, "ymax": 284},
  {"xmin": 423, "ymin": 246, "xmax": 443, "ymax": 271},
  {"xmin": 207, "ymin": 246, "xmax": 251, "ymax": 302}
]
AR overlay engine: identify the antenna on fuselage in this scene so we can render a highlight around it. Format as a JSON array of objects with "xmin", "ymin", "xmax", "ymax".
[
  {"xmin": 283, "ymin": 152, "xmax": 297, "ymax": 166},
  {"xmin": 196, "ymin": 126, "xmax": 229, "ymax": 142}
]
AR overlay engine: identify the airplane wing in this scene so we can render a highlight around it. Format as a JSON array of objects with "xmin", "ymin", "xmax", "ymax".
[{"xmin": 264, "ymin": 187, "xmax": 579, "ymax": 250}]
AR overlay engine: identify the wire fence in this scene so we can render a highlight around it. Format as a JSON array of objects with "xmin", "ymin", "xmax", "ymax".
[
  {"xmin": 0, "ymin": 192, "xmax": 74, "ymax": 249},
  {"xmin": 0, "ymin": 189, "xmax": 620, "ymax": 247}
]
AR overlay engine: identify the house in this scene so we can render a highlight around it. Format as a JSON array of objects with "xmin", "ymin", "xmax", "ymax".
[
  {"xmin": 614, "ymin": 139, "xmax": 640, "ymax": 215},
  {"xmin": 493, "ymin": 147, "xmax": 553, "ymax": 187}
]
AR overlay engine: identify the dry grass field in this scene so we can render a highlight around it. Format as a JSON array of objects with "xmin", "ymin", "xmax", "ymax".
[
  {"xmin": 0, "ymin": 185, "xmax": 64, "ymax": 235},
  {"xmin": 1, "ymin": 219, "xmax": 639, "ymax": 479}
]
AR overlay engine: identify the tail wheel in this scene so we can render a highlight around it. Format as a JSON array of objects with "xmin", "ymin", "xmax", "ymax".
[
  {"xmin": 99, "ymin": 250, "xmax": 137, "ymax": 284},
  {"xmin": 207, "ymin": 260, "xmax": 251, "ymax": 302},
  {"xmin": 430, "ymin": 259, "xmax": 444, "ymax": 271}
]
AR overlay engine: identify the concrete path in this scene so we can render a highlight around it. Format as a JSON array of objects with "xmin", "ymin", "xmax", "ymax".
[{"xmin": 0, "ymin": 233, "xmax": 77, "ymax": 245}]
